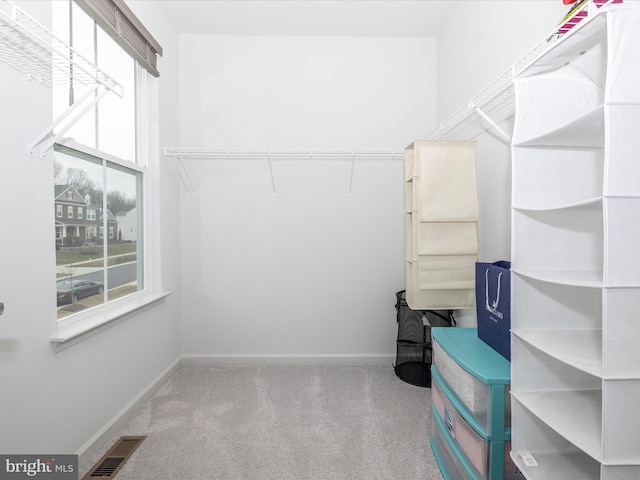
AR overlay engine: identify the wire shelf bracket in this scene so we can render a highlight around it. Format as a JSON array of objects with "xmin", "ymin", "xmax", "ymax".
[{"xmin": 0, "ymin": 0, "xmax": 123, "ymax": 157}]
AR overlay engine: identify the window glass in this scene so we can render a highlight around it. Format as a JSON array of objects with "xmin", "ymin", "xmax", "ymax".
[
  {"xmin": 52, "ymin": 1, "xmax": 137, "ymax": 162},
  {"xmin": 96, "ymin": 28, "xmax": 136, "ymax": 161},
  {"xmin": 54, "ymin": 145, "xmax": 142, "ymax": 319}
]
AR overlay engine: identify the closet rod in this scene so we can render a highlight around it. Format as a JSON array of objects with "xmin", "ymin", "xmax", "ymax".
[
  {"xmin": 164, "ymin": 148, "xmax": 404, "ymax": 161},
  {"xmin": 164, "ymin": 148, "xmax": 404, "ymax": 196}
]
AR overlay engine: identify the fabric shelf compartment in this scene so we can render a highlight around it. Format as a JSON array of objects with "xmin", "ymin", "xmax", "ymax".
[
  {"xmin": 406, "ymin": 261, "xmax": 476, "ymax": 310},
  {"xmin": 604, "ymin": 104, "xmax": 640, "ymax": 196},
  {"xmin": 512, "ymin": 53, "xmax": 606, "ymax": 147},
  {"xmin": 511, "ymin": 147, "xmax": 604, "ymax": 210},
  {"xmin": 411, "ymin": 221, "xmax": 479, "ymax": 257},
  {"xmin": 415, "ymin": 140, "xmax": 479, "ymax": 223}
]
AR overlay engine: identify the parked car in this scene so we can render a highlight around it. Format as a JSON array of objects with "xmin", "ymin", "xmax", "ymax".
[{"xmin": 56, "ymin": 279, "xmax": 104, "ymax": 305}]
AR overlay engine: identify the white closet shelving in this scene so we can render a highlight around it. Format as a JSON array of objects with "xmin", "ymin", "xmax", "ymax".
[
  {"xmin": 163, "ymin": 148, "xmax": 404, "ymax": 195},
  {"xmin": 510, "ymin": 3, "xmax": 640, "ymax": 479},
  {"xmin": 425, "ymin": 0, "xmax": 618, "ymax": 143},
  {"xmin": 164, "ymin": 1, "xmax": 612, "ymax": 197},
  {"xmin": 0, "ymin": 0, "xmax": 122, "ymax": 155}
]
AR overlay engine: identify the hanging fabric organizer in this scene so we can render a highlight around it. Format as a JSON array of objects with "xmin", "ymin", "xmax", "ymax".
[{"xmin": 404, "ymin": 140, "xmax": 479, "ymax": 311}]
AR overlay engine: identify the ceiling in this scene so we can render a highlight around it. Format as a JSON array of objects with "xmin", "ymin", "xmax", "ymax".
[{"xmin": 156, "ymin": 1, "xmax": 458, "ymax": 37}]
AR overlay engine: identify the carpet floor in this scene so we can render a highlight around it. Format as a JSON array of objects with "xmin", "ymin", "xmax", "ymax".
[{"xmin": 83, "ymin": 364, "xmax": 444, "ymax": 480}]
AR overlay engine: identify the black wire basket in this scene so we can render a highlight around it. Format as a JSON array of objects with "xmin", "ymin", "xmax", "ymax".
[{"xmin": 394, "ymin": 290, "xmax": 455, "ymax": 387}]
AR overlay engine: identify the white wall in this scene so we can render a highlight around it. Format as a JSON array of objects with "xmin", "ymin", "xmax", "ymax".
[
  {"xmin": 179, "ymin": 36, "xmax": 436, "ymax": 358},
  {"xmin": 435, "ymin": 1, "xmax": 567, "ymax": 325},
  {"xmin": 0, "ymin": 0, "xmax": 181, "ymax": 467}
]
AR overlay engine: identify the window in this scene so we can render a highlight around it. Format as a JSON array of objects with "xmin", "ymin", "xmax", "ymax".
[
  {"xmin": 51, "ymin": 1, "xmax": 160, "ymax": 326},
  {"xmin": 54, "ymin": 144, "xmax": 143, "ymax": 320}
]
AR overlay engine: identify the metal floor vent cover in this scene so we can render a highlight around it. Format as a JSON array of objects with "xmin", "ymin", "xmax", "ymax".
[{"xmin": 83, "ymin": 436, "xmax": 146, "ymax": 479}]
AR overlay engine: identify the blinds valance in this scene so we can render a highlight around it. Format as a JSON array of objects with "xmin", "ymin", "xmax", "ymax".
[{"xmin": 75, "ymin": 0, "xmax": 163, "ymax": 77}]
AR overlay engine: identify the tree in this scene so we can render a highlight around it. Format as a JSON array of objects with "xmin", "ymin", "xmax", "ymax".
[
  {"xmin": 63, "ymin": 167, "xmax": 98, "ymax": 199},
  {"xmin": 107, "ymin": 190, "xmax": 135, "ymax": 214}
]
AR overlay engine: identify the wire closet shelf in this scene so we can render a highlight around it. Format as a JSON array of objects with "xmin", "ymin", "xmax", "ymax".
[
  {"xmin": 163, "ymin": 148, "xmax": 405, "ymax": 196},
  {"xmin": 425, "ymin": 0, "xmax": 619, "ymax": 142},
  {"xmin": 0, "ymin": 0, "xmax": 123, "ymax": 155},
  {"xmin": 0, "ymin": 0, "xmax": 121, "ymax": 92},
  {"xmin": 165, "ymin": 0, "xmax": 618, "ymax": 194}
]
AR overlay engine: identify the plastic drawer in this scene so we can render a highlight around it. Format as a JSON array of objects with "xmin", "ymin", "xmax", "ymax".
[
  {"xmin": 433, "ymin": 375, "xmax": 489, "ymax": 476},
  {"xmin": 433, "ymin": 339, "xmax": 510, "ymax": 432},
  {"xmin": 431, "ymin": 417, "xmax": 473, "ymax": 480},
  {"xmin": 433, "ymin": 378, "xmax": 519, "ymax": 480}
]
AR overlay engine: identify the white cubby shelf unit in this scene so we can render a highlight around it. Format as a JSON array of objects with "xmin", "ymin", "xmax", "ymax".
[{"xmin": 509, "ymin": 4, "xmax": 640, "ymax": 479}]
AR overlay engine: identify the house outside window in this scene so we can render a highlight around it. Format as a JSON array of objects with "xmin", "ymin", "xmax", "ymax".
[
  {"xmin": 57, "ymin": 205, "xmax": 62, "ymax": 218},
  {"xmin": 67, "ymin": 206, "xmax": 73, "ymax": 218},
  {"xmin": 78, "ymin": 207, "xmax": 83, "ymax": 219}
]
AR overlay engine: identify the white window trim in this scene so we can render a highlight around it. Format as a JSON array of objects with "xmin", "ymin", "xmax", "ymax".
[
  {"xmin": 52, "ymin": 289, "xmax": 171, "ymax": 351},
  {"xmin": 51, "ymin": 72, "xmax": 168, "ymax": 349}
]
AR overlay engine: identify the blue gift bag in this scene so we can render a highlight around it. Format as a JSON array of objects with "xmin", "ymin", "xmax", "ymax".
[{"xmin": 476, "ymin": 261, "xmax": 511, "ymax": 360}]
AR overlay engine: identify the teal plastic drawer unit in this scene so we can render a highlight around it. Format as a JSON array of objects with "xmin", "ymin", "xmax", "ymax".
[{"xmin": 431, "ymin": 327, "xmax": 515, "ymax": 480}]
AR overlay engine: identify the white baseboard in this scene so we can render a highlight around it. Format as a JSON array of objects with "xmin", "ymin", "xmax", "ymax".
[
  {"xmin": 76, "ymin": 356, "xmax": 182, "ymax": 473},
  {"xmin": 181, "ymin": 353, "xmax": 395, "ymax": 365}
]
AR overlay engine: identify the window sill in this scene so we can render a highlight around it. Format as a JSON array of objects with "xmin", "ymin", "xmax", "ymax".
[{"xmin": 51, "ymin": 290, "xmax": 172, "ymax": 352}]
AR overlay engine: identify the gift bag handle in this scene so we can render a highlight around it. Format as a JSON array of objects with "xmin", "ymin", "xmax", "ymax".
[{"xmin": 485, "ymin": 268, "xmax": 503, "ymax": 310}]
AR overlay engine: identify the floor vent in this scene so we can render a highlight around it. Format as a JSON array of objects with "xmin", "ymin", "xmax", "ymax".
[{"xmin": 83, "ymin": 436, "xmax": 146, "ymax": 479}]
